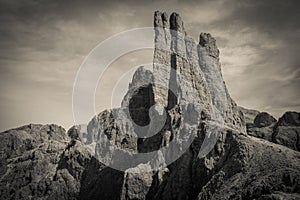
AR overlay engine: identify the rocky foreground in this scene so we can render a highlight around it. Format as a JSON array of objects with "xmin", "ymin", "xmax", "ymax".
[{"xmin": 1, "ymin": 11, "xmax": 300, "ymax": 200}]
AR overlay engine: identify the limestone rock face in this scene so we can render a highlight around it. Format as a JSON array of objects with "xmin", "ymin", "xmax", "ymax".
[
  {"xmin": 1, "ymin": 11, "xmax": 300, "ymax": 200},
  {"xmin": 169, "ymin": 12, "xmax": 185, "ymax": 32},
  {"xmin": 196, "ymin": 134, "xmax": 300, "ymax": 200},
  {"xmin": 199, "ymin": 33, "xmax": 219, "ymax": 59},
  {"xmin": 0, "ymin": 124, "xmax": 88, "ymax": 199}
]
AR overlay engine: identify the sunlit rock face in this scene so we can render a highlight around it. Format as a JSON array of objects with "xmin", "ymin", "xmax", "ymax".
[{"xmin": 1, "ymin": 11, "xmax": 300, "ymax": 200}]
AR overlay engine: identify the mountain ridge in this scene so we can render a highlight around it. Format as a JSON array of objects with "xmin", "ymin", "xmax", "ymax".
[{"xmin": 0, "ymin": 11, "xmax": 299, "ymax": 200}]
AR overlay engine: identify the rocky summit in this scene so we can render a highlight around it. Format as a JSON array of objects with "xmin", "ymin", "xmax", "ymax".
[{"xmin": 1, "ymin": 11, "xmax": 300, "ymax": 200}]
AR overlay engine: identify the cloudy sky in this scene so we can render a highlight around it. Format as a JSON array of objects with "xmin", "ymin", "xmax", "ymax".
[{"xmin": 0, "ymin": 0, "xmax": 299, "ymax": 131}]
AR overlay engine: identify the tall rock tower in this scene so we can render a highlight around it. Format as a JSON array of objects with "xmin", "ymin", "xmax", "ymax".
[{"xmin": 1, "ymin": 11, "xmax": 299, "ymax": 200}]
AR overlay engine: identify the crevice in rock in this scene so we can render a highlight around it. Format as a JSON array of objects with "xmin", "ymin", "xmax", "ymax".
[{"xmin": 167, "ymin": 54, "xmax": 178, "ymax": 110}]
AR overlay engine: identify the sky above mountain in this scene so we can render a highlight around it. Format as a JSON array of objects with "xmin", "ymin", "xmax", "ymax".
[{"xmin": 0, "ymin": 0, "xmax": 299, "ymax": 131}]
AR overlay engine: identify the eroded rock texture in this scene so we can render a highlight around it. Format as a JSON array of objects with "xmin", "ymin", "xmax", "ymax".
[
  {"xmin": 241, "ymin": 108, "xmax": 300, "ymax": 152},
  {"xmin": 273, "ymin": 112, "xmax": 300, "ymax": 151},
  {"xmin": 1, "ymin": 11, "xmax": 300, "ymax": 200}
]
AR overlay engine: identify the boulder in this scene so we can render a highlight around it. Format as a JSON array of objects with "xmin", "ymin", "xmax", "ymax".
[{"xmin": 254, "ymin": 112, "xmax": 277, "ymax": 127}]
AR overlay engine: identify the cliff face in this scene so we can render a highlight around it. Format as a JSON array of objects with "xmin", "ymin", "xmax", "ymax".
[{"xmin": 1, "ymin": 11, "xmax": 300, "ymax": 200}]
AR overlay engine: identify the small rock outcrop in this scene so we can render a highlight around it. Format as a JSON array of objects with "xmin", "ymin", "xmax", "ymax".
[
  {"xmin": 242, "ymin": 109, "xmax": 300, "ymax": 152},
  {"xmin": 277, "ymin": 111, "xmax": 300, "ymax": 126},
  {"xmin": 254, "ymin": 112, "xmax": 277, "ymax": 128},
  {"xmin": 273, "ymin": 112, "xmax": 300, "ymax": 151},
  {"xmin": 245, "ymin": 112, "xmax": 277, "ymax": 141}
]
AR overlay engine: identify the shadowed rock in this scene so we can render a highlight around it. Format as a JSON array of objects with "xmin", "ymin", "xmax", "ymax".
[
  {"xmin": 254, "ymin": 112, "xmax": 277, "ymax": 128},
  {"xmin": 272, "ymin": 112, "xmax": 300, "ymax": 151},
  {"xmin": 199, "ymin": 33, "xmax": 219, "ymax": 58},
  {"xmin": 277, "ymin": 111, "xmax": 300, "ymax": 126}
]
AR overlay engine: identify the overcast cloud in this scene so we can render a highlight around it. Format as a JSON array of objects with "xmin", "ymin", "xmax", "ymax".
[{"xmin": 0, "ymin": 0, "xmax": 299, "ymax": 131}]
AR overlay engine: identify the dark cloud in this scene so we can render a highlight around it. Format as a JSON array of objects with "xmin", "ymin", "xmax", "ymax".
[
  {"xmin": 230, "ymin": 0, "xmax": 300, "ymax": 31},
  {"xmin": 0, "ymin": 0, "xmax": 299, "ymax": 131}
]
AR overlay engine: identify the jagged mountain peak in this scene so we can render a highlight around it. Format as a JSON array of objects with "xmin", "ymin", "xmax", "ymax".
[{"xmin": 0, "ymin": 11, "xmax": 299, "ymax": 200}]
